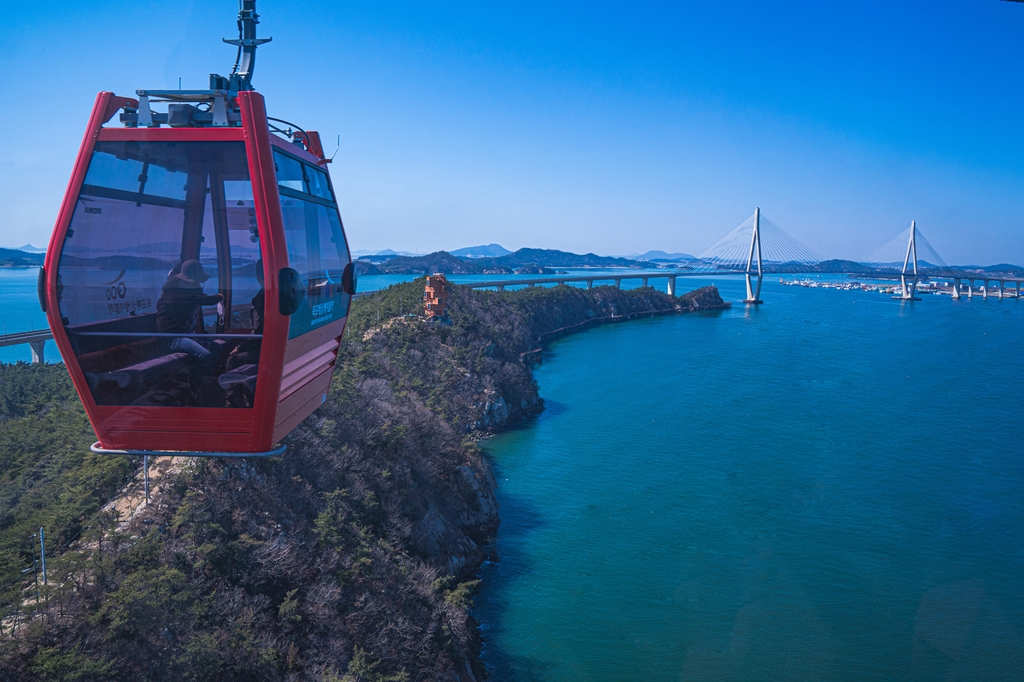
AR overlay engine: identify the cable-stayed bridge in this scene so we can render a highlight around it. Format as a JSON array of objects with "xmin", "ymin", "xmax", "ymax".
[
  {"xmin": 671, "ymin": 208, "xmax": 1022, "ymax": 303},
  {"xmin": 5, "ymin": 209, "xmax": 1022, "ymax": 363},
  {"xmin": 466, "ymin": 208, "xmax": 1024, "ymax": 304}
]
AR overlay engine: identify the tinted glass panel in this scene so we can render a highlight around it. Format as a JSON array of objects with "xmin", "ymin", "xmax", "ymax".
[
  {"xmin": 272, "ymin": 148, "xmax": 333, "ymax": 200},
  {"xmin": 58, "ymin": 141, "xmax": 264, "ymax": 408},
  {"xmin": 273, "ymin": 148, "xmax": 351, "ymax": 339},
  {"xmin": 306, "ymin": 166, "xmax": 333, "ymax": 200},
  {"xmin": 273, "ymin": 149, "xmax": 305, "ymax": 193},
  {"xmin": 280, "ymin": 198, "xmax": 351, "ymax": 338}
]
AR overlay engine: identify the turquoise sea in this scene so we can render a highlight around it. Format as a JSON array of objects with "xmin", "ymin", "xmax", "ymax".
[
  {"xmin": 474, "ymin": 276, "xmax": 1024, "ymax": 681},
  {"xmin": 0, "ymin": 269, "xmax": 59, "ymax": 364},
  {"xmin": 0, "ymin": 267, "xmax": 670, "ymax": 363},
  {"xmin": 9, "ymin": 264, "xmax": 1023, "ymax": 679}
]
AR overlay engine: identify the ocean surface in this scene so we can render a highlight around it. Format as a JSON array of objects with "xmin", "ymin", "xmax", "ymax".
[
  {"xmin": 0, "ymin": 269, "xmax": 59, "ymax": 364},
  {"xmin": 10, "ymin": 265, "xmax": 1024, "ymax": 679},
  {"xmin": 0, "ymin": 267, "xmax": 669, "ymax": 363},
  {"xmin": 474, "ymin": 276, "xmax": 1024, "ymax": 681}
]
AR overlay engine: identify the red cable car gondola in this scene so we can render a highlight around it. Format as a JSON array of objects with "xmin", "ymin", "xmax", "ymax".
[{"xmin": 39, "ymin": 1, "xmax": 355, "ymax": 457}]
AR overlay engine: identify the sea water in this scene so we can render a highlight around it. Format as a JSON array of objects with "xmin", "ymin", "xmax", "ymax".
[
  {"xmin": 0, "ymin": 270, "xmax": 432, "ymax": 363},
  {"xmin": 474, "ymin": 276, "xmax": 1024, "ymax": 681},
  {"xmin": 7, "ymin": 262, "xmax": 1022, "ymax": 677},
  {"xmin": 0, "ymin": 269, "xmax": 59, "ymax": 364},
  {"xmin": 1, "ymin": 268, "xmax": 668, "ymax": 364}
]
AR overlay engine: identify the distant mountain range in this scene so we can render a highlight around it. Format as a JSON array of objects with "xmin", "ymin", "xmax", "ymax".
[
  {"xmin": 355, "ymin": 248, "xmax": 650, "ymax": 275},
  {"xmin": 622, "ymin": 250, "xmax": 695, "ymax": 261},
  {"xmin": 473, "ymin": 248, "xmax": 645, "ymax": 269},
  {"xmin": 450, "ymin": 244, "xmax": 513, "ymax": 259},
  {"xmin": 812, "ymin": 260, "xmax": 1024, "ymax": 278},
  {"xmin": 351, "ymin": 248, "xmax": 423, "ymax": 261},
  {"xmin": 356, "ymin": 252, "xmax": 514, "ymax": 275},
  {"xmin": 8, "ymin": 240, "xmax": 1022, "ymax": 279},
  {"xmin": 0, "ymin": 248, "xmax": 43, "ymax": 267},
  {"xmin": 357, "ymin": 244, "xmax": 689, "ymax": 263},
  {"xmin": 964, "ymin": 263, "xmax": 1024, "ymax": 277}
]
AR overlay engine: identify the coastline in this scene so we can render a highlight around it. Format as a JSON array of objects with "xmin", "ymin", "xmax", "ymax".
[{"xmin": 0, "ymin": 281, "xmax": 726, "ymax": 681}]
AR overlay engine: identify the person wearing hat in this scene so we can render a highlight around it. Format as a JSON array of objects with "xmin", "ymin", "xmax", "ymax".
[
  {"xmin": 156, "ymin": 259, "xmax": 224, "ymax": 370},
  {"xmin": 226, "ymin": 259, "xmax": 265, "ymax": 368}
]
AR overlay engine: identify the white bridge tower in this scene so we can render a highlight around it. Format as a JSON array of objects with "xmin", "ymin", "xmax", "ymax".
[
  {"xmin": 896, "ymin": 220, "xmax": 921, "ymax": 301},
  {"xmin": 743, "ymin": 207, "xmax": 764, "ymax": 304}
]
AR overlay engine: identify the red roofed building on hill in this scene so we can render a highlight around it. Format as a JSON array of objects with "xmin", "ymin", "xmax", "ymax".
[{"xmin": 424, "ymin": 274, "xmax": 449, "ymax": 319}]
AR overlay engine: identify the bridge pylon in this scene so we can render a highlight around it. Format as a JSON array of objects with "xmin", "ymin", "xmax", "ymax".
[
  {"xmin": 743, "ymin": 207, "xmax": 764, "ymax": 304},
  {"xmin": 895, "ymin": 220, "xmax": 922, "ymax": 301}
]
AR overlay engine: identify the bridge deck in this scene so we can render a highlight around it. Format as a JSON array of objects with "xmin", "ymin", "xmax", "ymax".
[
  {"xmin": 0, "ymin": 330, "xmax": 52, "ymax": 349},
  {"xmin": 3, "ymin": 271, "xmax": 1021, "ymax": 363}
]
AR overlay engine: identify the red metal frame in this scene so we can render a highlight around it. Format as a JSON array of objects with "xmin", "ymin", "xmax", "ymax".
[{"xmin": 44, "ymin": 91, "xmax": 351, "ymax": 454}]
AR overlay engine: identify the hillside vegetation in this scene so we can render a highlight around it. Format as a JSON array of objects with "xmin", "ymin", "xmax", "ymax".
[
  {"xmin": 355, "ymin": 248, "xmax": 649, "ymax": 276},
  {"xmin": 357, "ymin": 252, "xmax": 513, "ymax": 276},
  {"xmin": 0, "ymin": 282, "xmax": 725, "ymax": 681},
  {"xmin": 0, "ymin": 364, "xmax": 134, "ymax": 615},
  {"xmin": 0, "ymin": 249, "xmax": 43, "ymax": 268}
]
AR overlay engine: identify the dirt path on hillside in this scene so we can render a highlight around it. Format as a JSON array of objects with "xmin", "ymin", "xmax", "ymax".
[{"xmin": 107, "ymin": 456, "xmax": 184, "ymax": 530}]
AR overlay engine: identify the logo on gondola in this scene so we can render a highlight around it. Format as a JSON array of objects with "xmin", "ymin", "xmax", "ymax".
[
  {"xmin": 106, "ymin": 269, "xmax": 127, "ymax": 300},
  {"xmin": 311, "ymin": 300, "xmax": 334, "ymax": 325},
  {"xmin": 103, "ymin": 269, "xmax": 151, "ymax": 316}
]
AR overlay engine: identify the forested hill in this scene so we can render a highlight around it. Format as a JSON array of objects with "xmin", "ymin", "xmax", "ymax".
[
  {"xmin": 0, "ymin": 248, "xmax": 43, "ymax": 267},
  {"xmin": 358, "ymin": 251, "xmax": 515, "ymax": 275},
  {"xmin": 475, "ymin": 247, "xmax": 645, "ymax": 269},
  {"xmin": 0, "ymin": 282, "xmax": 725, "ymax": 681},
  {"xmin": 355, "ymin": 248, "xmax": 649, "ymax": 275}
]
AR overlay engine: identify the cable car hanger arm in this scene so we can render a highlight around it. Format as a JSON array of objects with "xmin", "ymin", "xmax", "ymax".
[{"xmin": 221, "ymin": 0, "xmax": 272, "ymax": 92}]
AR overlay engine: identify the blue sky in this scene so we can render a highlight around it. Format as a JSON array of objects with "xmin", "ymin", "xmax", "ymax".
[{"xmin": 2, "ymin": 0, "xmax": 1023, "ymax": 264}]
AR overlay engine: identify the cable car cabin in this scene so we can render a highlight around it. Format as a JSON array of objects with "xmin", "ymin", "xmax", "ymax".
[{"xmin": 40, "ymin": 90, "xmax": 356, "ymax": 456}]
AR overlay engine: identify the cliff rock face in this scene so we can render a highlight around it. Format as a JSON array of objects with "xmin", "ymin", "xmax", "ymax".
[{"xmin": 0, "ymin": 282, "xmax": 725, "ymax": 681}]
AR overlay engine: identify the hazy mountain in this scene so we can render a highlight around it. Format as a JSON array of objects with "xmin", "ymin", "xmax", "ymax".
[
  {"xmin": 14, "ymin": 244, "xmax": 45, "ymax": 253},
  {"xmin": 810, "ymin": 259, "xmax": 878, "ymax": 273},
  {"xmin": 978, "ymin": 263, "xmax": 1024, "ymax": 276},
  {"xmin": 376, "ymin": 251, "xmax": 513, "ymax": 275},
  {"xmin": 450, "ymin": 244, "xmax": 512, "ymax": 259},
  {"xmin": 351, "ymin": 248, "xmax": 422, "ymax": 258},
  {"xmin": 625, "ymin": 250, "xmax": 695, "ymax": 261},
  {"xmin": 0, "ymin": 248, "xmax": 44, "ymax": 267},
  {"xmin": 474, "ymin": 248, "xmax": 647, "ymax": 269}
]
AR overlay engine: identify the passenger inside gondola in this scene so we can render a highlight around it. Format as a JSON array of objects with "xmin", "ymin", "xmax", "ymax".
[
  {"xmin": 226, "ymin": 258, "xmax": 264, "ymax": 370},
  {"xmin": 156, "ymin": 260, "xmax": 224, "ymax": 370},
  {"xmin": 57, "ymin": 140, "xmax": 264, "ymax": 408},
  {"xmin": 222, "ymin": 260, "xmax": 264, "ymax": 406}
]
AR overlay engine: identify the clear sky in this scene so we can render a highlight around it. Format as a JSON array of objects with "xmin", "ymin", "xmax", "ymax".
[{"xmin": 2, "ymin": 0, "xmax": 1023, "ymax": 264}]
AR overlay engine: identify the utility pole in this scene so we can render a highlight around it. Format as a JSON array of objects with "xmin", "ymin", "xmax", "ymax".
[
  {"xmin": 29, "ymin": 533, "xmax": 40, "ymax": 605},
  {"xmin": 39, "ymin": 527, "xmax": 46, "ymax": 586}
]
